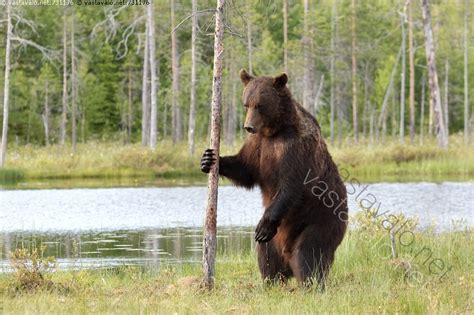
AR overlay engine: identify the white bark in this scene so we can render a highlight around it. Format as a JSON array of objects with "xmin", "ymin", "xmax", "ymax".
[
  {"xmin": 422, "ymin": 0, "xmax": 448, "ymax": 149},
  {"xmin": 330, "ymin": 0, "xmax": 337, "ymax": 145},
  {"xmin": 203, "ymin": 0, "xmax": 225, "ymax": 289},
  {"xmin": 188, "ymin": 0, "xmax": 198, "ymax": 155},
  {"xmin": 71, "ymin": 14, "xmax": 77, "ymax": 152},
  {"xmin": 351, "ymin": 0, "xmax": 358, "ymax": 143},
  {"xmin": 42, "ymin": 80, "xmax": 50, "ymax": 146},
  {"xmin": 60, "ymin": 9, "xmax": 68, "ymax": 146},
  {"xmin": 148, "ymin": 2, "xmax": 158, "ymax": 149},
  {"xmin": 0, "ymin": 1, "xmax": 12, "ymax": 167},
  {"xmin": 141, "ymin": 13, "xmax": 150, "ymax": 146},
  {"xmin": 399, "ymin": 10, "xmax": 406, "ymax": 144},
  {"xmin": 171, "ymin": 0, "xmax": 182, "ymax": 144}
]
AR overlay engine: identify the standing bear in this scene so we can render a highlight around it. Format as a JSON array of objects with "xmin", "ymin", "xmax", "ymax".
[{"xmin": 201, "ymin": 69, "xmax": 348, "ymax": 287}]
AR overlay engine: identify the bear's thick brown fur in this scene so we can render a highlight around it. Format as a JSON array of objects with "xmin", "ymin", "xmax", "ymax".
[{"xmin": 201, "ymin": 70, "xmax": 348, "ymax": 287}]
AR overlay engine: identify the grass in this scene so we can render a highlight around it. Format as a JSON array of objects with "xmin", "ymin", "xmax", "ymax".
[
  {"xmin": 1, "ymin": 135, "xmax": 473, "ymax": 187},
  {"xmin": 0, "ymin": 216, "xmax": 472, "ymax": 314}
]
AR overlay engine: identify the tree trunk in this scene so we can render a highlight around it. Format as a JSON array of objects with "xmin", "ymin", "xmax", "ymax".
[
  {"xmin": 330, "ymin": 0, "xmax": 337, "ymax": 145},
  {"xmin": 148, "ymin": 1, "xmax": 158, "ymax": 149},
  {"xmin": 408, "ymin": 0, "xmax": 416, "ymax": 144},
  {"xmin": 42, "ymin": 80, "xmax": 50, "ymax": 146},
  {"xmin": 420, "ymin": 72, "xmax": 426, "ymax": 145},
  {"xmin": 188, "ymin": 0, "xmax": 198, "ymax": 155},
  {"xmin": 376, "ymin": 46, "xmax": 402, "ymax": 142},
  {"xmin": 141, "ymin": 13, "xmax": 150, "ymax": 146},
  {"xmin": 171, "ymin": 0, "xmax": 182, "ymax": 144},
  {"xmin": 247, "ymin": 5, "xmax": 253, "ymax": 74},
  {"xmin": 399, "ymin": 10, "xmax": 406, "ymax": 144},
  {"xmin": 302, "ymin": 0, "xmax": 312, "ymax": 111},
  {"xmin": 464, "ymin": 0, "xmax": 469, "ymax": 144},
  {"xmin": 60, "ymin": 8, "xmax": 68, "ymax": 146},
  {"xmin": 203, "ymin": 0, "xmax": 225, "ymax": 289},
  {"xmin": 362, "ymin": 63, "xmax": 369, "ymax": 138},
  {"xmin": 313, "ymin": 74, "xmax": 324, "ymax": 115},
  {"xmin": 444, "ymin": 58, "xmax": 449, "ymax": 135},
  {"xmin": 351, "ymin": 0, "xmax": 358, "ymax": 143},
  {"xmin": 128, "ymin": 66, "xmax": 133, "ymax": 144},
  {"xmin": 71, "ymin": 14, "xmax": 77, "ymax": 152},
  {"xmin": 0, "ymin": 1, "xmax": 11, "ymax": 167},
  {"xmin": 422, "ymin": 0, "xmax": 448, "ymax": 149},
  {"xmin": 283, "ymin": 0, "xmax": 288, "ymax": 74}
]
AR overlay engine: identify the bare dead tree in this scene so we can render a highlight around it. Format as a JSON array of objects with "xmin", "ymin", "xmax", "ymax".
[
  {"xmin": 422, "ymin": 0, "xmax": 448, "ymax": 149},
  {"xmin": 71, "ymin": 13, "xmax": 77, "ymax": 152},
  {"xmin": 42, "ymin": 79, "xmax": 50, "ymax": 146},
  {"xmin": 203, "ymin": 0, "xmax": 225, "ymax": 289},
  {"xmin": 444, "ymin": 58, "xmax": 449, "ymax": 134},
  {"xmin": 420, "ymin": 72, "xmax": 426, "ymax": 145},
  {"xmin": 171, "ymin": 0, "xmax": 182, "ymax": 144}
]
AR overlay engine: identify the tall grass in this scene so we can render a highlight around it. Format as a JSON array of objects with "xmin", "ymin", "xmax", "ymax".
[
  {"xmin": 1, "ymin": 222, "xmax": 472, "ymax": 314},
  {"xmin": 2, "ymin": 135, "xmax": 473, "ymax": 185}
]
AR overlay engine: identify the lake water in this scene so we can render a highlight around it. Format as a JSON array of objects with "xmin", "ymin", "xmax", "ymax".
[{"xmin": 0, "ymin": 182, "xmax": 473, "ymax": 271}]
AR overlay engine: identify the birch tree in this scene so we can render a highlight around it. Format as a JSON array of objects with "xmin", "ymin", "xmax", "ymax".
[
  {"xmin": 422, "ymin": 0, "xmax": 448, "ymax": 149},
  {"xmin": 60, "ymin": 8, "xmax": 68, "ymax": 146},
  {"xmin": 148, "ymin": 1, "xmax": 158, "ymax": 149},
  {"xmin": 351, "ymin": 0, "xmax": 358, "ymax": 143},
  {"xmin": 141, "ymin": 13, "xmax": 149, "ymax": 146},
  {"xmin": 399, "ymin": 8, "xmax": 407, "ymax": 144},
  {"xmin": 71, "ymin": 13, "xmax": 77, "ymax": 152},
  {"xmin": 0, "ymin": 0, "xmax": 12, "ymax": 167},
  {"xmin": 464, "ymin": 0, "xmax": 469, "ymax": 144},
  {"xmin": 408, "ymin": 0, "xmax": 416, "ymax": 144},
  {"xmin": 171, "ymin": 0, "xmax": 182, "ymax": 144},
  {"xmin": 188, "ymin": 0, "xmax": 198, "ymax": 155},
  {"xmin": 330, "ymin": 0, "xmax": 337, "ymax": 145}
]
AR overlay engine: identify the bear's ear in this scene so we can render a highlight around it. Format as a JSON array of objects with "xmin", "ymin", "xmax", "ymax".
[
  {"xmin": 239, "ymin": 69, "xmax": 253, "ymax": 86},
  {"xmin": 273, "ymin": 73, "xmax": 288, "ymax": 88}
]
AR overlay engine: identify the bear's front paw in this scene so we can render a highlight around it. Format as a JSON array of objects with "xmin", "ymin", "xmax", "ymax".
[
  {"xmin": 255, "ymin": 217, "xmax": 278, "ymax": 243},
  {"xmin": 200, "ymin": 148, "xmax": 216, "ymax": 173}
]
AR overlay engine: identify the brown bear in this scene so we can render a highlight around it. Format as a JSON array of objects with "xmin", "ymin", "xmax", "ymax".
[{"xmin": 201, "ymin": 69, "xmax": 348, "ymax": 288}]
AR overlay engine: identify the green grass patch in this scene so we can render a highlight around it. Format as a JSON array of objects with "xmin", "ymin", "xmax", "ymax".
[
  {"xmin": 0, "ymin": 223, "xmax": 472, "ymax": 314},
  {"xmin": 1, "ymin": 135, "xmax": 473, "ymax": 187}
]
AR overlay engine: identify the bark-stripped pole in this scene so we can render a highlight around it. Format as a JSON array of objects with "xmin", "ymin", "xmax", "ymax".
[
  {"xmin": 0, "ymin": 0, "xmax": 12, "ymax": 167},
  {"xmin": 203, "ymin": 0, "xmax": 224, "ymax": 289},
  {"xmin": 422, "ymin": 0, "xmax": 448, "ymax": 149}
]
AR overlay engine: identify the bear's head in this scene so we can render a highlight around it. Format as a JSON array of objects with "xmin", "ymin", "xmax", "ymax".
[{"xmin": 239, "ymin": 69, "xmax": 295, "ymax": 137}]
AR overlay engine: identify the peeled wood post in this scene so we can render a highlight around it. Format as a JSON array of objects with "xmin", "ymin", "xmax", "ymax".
[{"xmin": 203, "ymin": 0, "xmax": 224, "ymax": 289}]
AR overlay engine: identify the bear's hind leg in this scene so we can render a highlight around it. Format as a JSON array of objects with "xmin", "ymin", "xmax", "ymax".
[
  {"xmin": 256, "ymin": 240, "xmax": 292, "ymax": 285},
  {"xmin": 289, "ymin": 225, "xmax": 334, "ymax": 290}
]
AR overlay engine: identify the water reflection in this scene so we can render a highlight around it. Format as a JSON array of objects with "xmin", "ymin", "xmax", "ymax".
[{"xmin": 0, "ymin": 227, "xmax": 254, "ymax": 272}]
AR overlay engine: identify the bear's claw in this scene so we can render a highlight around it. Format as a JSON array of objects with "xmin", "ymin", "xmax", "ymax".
[
  {"xmin": 255, "ymin": 217, "xmax": 278, "ymax": 243},
  {"xmin": 200, "ymin": 148, "xmax": 216, "ymax": 173}
]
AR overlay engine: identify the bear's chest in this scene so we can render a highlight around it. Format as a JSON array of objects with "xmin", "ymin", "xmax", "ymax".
[{"xmin": 258, "ymin": 139, "xmax": 287, "ymax": 180}]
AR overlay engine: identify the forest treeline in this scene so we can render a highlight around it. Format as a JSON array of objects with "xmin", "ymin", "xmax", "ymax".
[{"xmin": 0, "ymin": 0, "xmax": 472, "ymax": 165}]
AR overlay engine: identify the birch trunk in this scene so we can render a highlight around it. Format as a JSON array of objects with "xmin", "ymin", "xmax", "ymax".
[
  {"xmin": 302, "ymin": 0, "xmax": 311, "ymax": 110},
  {"xmin": 42, "ymin": 80, "xmax": 50, "ymax": 146},
  {"xmin": 141, "ymin": 13, "xmax": 150, "ymax": 146},
  {"xmin": 313, "ymin": 74, "xmax": 324, "ymax": 114},
  {"xmin": 444, "ymin": 58, "xmax": 449, "ymax": 135},
  {"xmin": 351, "ymin": 0, "xmax": 358, "ymax": 143},
  {"xmin": 203, "ymin": 0, "xmax": 225, "ymax": 289},
  {"xmin": 60, "ymin": 9, "xmax": 68, "ymax": 146},
  {"xmin": 422, "ymin": 0, "xmax": 448, "ymax": 149},
  {"xmin": 420, "ymin": 73, "xmax": 426, "ymax": 145},
  {"xmin": 330, "ymin": 0, "xmax": 337, "ymax": 145},
  {"xmin": 0, "ymin": 1, "xmax": 11, "ymax": 167},
  {"xmin": 128, "ymin": 67, "xmax": 133, "ymax": 144},
  {"xmin": 399, "ymin": 11, "xmax": 406, "ymax": 144},
  {"xmin": 247, "ymin": 5, "xmax": 253, "ymax": 74},
  {"xmin": 71, "ymin": 15, "xmax": 77, "ymax": 152},
  {"xmin": 148, "ymin": 1, "xmax": 158, "ymax": 149},
  {"xmin": 408, "ymin": 0, "xmax": 416, "ymax": 144},
  {"xmin": 188, "ymin": 0, "xmax": 198, "ymax": 155},
  {"xmin": 171, "ymin": 0, "xmax": 182, "ymax": 144}
]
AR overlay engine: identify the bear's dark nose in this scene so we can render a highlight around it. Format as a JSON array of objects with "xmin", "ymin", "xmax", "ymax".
[{"xmin": 244, "ymin": 126, "xmax": 256, "ymax": 134}]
